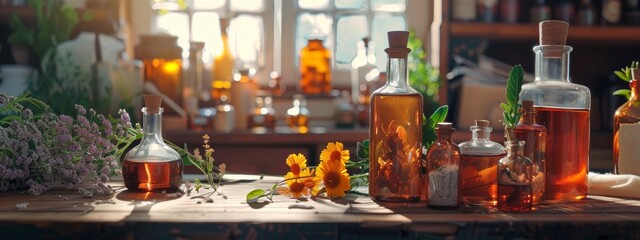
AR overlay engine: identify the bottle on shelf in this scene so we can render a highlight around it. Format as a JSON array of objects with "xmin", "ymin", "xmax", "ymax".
[
  {"xmin": 300, "ymin": 39, "xmax": 332, "ymax": 95},
  {"xmin": 426, "ymin": 122, "xmax": 462, "ymax": 208},
  {"xmin": 214, "ymin": 95, "xmax": 235, "ymax": 133},
  {"xmin": 211, "ymin": 18, "xmax": 234, "ymax": 104},
  {"xmin": 286, "ymin": 94, "xmax": 310, "ymax": 134},
  {"xmin": 499, "ymin": 0, "xmax": 519, "ymax": 24},
  {"xmin": 530, "ymin": 0, "xmax": 552, "ymax": 23},
  {"xmin": 577, "ymin": 0, "xmax": 597, "ymax": 25},
  {"xmin": 458, "ymin": 120, "xmax": 506, "ymax": 206},
  {"xmin": 186, "ymin": 41, "xmax": 213, "ymax": 130},
  {"xmin": 497, "ymin": 141, "xmax": 533, "ymax": 213},
  {"xmin": 520, "ymin": 20, "xmax": 590, "ymax": 202},
  {"xmin": 602, "ymin": 0, "xmax": 623, "ymax": 25},
  {"xmin": 230, "ymin": 69, "xmax": 259, "ymax": 131},
  {"xmin": 247, "ymin": 90, "xmax": 276, "ymax": 134},
  {"xmin": 477, "ymin": 0, "xmax": 498, "ymax": 23},
  {"xmin": 123, "ymin": 95, "xmax": 183, "ymax": 192},
  {"xmin": 369, "ymin": 31, "xmax": 423, "ymax": 201},
  {"xmin": 554, "ymin": 0, "xmax": 576, "ymax": 23},
  {"xmin": 452, "ymin": 0, "xmax": 477, "ymax": 22},
  {"xmin": 613, "ymin": 68, "xmax": 640, "ymax": 174},
  {"xmin": 626, "ymin": 0, "xmax": 640, "ymax": 25},
  {"xmin": 514, "ymin": 100, "xmax": 547, "ymax": 205},
  {"xmin": 267, "ymin": 71, "xmax": 285, "ymax": 97}
]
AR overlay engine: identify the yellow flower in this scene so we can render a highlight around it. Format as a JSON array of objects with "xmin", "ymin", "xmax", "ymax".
[
  {"xmin": 286, "ymin": 153, "xmax": 307, "ymax": 176},
  {"xmin": 314, "ymin": 159, "xmax": 350, "ymax": 198},
  {"xmin": 279, "ymin": 169, "xmax": 312, "ymax": 198},
  {"xmin": 319, "ymin": 142, "xmax": 350, "ymax": 164}
]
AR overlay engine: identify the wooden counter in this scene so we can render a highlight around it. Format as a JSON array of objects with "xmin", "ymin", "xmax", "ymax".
[{"xmin": 0, "ymin": 175, "xmax": 639, "ymax": 239}]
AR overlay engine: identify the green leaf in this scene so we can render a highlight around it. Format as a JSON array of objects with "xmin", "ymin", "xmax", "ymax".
[
  {"xmin": 356, "ymin": 140, "xmax": 369, "ymax": 160},
  {"xmin": 246, "ymin": 189, "xmax": 267, "ymax": 203},
  {"xmin": 615, "ymin": 70, "xmax": 630, "ymax": 82},
  {"xmin": 423, "ymin": 105, "xmax": 449, "ymax": 149},
  {"xmin": 501, "ymin": 65, "xmax": 524, "ymax": 128},
  {"xmin": 613, "ymin": 89, "xmax": 631, "ymax": 100}
]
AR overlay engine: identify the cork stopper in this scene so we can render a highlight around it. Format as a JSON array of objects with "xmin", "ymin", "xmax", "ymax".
[
  {"xmin": 475, "ymin": 120, "xmax": 490, "ymax": 128},
  {"xmin": 633, "ymin": 68, "xmax": 640, "ymax": 81},
  {"xmin": 436, "ymin": 122, "xmax": 453, "ymax": 131},
  {"xmin": 539, "ymin": 20, "xmax": 569, "ymax": 45},
  {"xmin": 385, "ymin": 31, "xmax": 411, "ymax": 58},
  {"xmin": 144, "ymin": 94, "xmax": 162, "ymax": 114}
]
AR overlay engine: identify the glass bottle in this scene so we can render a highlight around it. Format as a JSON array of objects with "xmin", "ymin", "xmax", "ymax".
[
  {"xmin": 602, "ymin": 0, "xmax": 623, "ymax": 25},
  {"xmin": 477, "ymin": 0, "xmax": 498, "ymax": 23},
  {"xmin": 520, "ymin": 20, "xmax": 590, "ymax": 201},
  {"xmin": 214, "ymin": 95, "xmax": 235, "ymax": 133},
  {"xmin": 458, "ymin": 120, "xmax": 506, "ymax": 206},
  {"xmin": 498, "ymin": 141, "xmax": 533, "ymax": 213},
  {"xmin": 427, "ymin": 123, "xmax": 462, "ymax": 208},
  {"xmin": 613, "ymin": 68, "xmax": 640, "ymax": 174},
  {"xmin": 369, "ymin": 31, "xmax": 423, "ymax": 201},
  {"xmin": 554, "ymin": 0, "xmax": 576, "ymax": 23},
  {"xmin": 577, "ymin": 0, "xmax": 597, "ymax": 25},
  {"xmin": 230, "ymin": 69, "xmax": 259, "ymax": 130},
  {"xmin": 123, "ymin": 95, "xmax": 183, "ymax": 192},
  {"xmin": 211, "ymin": 18, "xmax": 234, "ymax": 103},
  {"xmin": 300, "ymin": 39, "xmax": 332, "ymax": 94},
  {"xmin": 530, "ymin": 0, "xmax": 552, "ymax": 23},
  {"xmin": 247, "ymin": 91, "xmax": 276, "ymax": 134},
  {"xmin": 286, "ymin": 94, "xmax": 310, "ymax": 134},
  {"xmin": 514, "ymin": 100, "xmax": 547, "ymax": 205}
]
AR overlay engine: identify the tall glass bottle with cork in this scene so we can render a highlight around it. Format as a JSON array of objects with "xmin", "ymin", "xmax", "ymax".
[
  {"xmin": 458, "ymin": 120, "xmax": 506, "ymax": 206},
  {"xmin": 123, "ymin": 95, "xmax": 183, "ymax": 192},
  {"xmin": 369, "ymin": 31, "xmax": 423, "ymax": 201},
  {"xmin": 613, "ymin": 68, "xmax": 640, "ymax": 174},
  {"xmin": 520, "ymin": 20, "xmax": 590, "ymax": 201},
  {"xmin": 514, "ymin": 100, "xmax": 547, "ymax": 204}
]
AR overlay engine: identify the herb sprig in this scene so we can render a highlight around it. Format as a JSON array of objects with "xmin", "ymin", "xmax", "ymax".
[
  {"xmin": 613, "ymin": 61, "xmax": 639, "ymax": 100},
  {"xmin": 501, "ymin": 65, "xmax": 524, "ymax": 141}
]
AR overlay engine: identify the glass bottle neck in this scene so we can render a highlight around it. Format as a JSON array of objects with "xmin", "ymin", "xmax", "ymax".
[
  {"xmin": 521, "ymin": 110, "xmax": 535, "ymax": 124},
  {"xmin": 533, "ymin": 45, "xmax": 572, "ymax": 82},
  {"xmin": 142, "ymin": 107, "xmax": 164, "ymax": 144},
  {"xmin": 385, "ymin": 57, "xmax": 409, "ymax": 88},
  {"xmin": 470, "ymin": 126, "xmax": 491, "ymax": 140},
  {"xmin": 437, "ymin": 130, "xmax": 454, "ymax": 143},
  {"xmin": 630, "ymin": 80, "xmax": 640, "ymax": 101}
]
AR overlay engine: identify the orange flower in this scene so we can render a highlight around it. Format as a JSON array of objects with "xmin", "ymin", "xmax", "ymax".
[
  {"xmin": 319, "ymin": 142, "xmax": 350, "ymax": 164},
  {"xmin": 279, "ymin": 169, "xmax": 313, "ymax": 198},
  {"xmin": 314, "ymin": 159, "xmax": 350, "ymax": 198},
  {"xmin": 286, "ymin": 153, "xmax": 307, "ymax": 176}
]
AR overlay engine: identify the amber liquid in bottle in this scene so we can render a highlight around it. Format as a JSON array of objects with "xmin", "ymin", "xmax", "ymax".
[
  {"xmin": 536, "ymin": 107, "xmax": 589, "ymax": 201},
  {"xmin": 460, "ymin": 154, "xmax": 504, "ymax": 206},
  {"xmin": 498, "ymin": 183, "xmax": 532, "ymax": 212},
  {"xmin": 300, "ymin": 39, "xmax": 332, "ymax": 94},
  {"xmin": 370, "ymin": 93, "xmax": 422, "ymax": 201},
  {"xmin": 498, "ymin": 141, "xmax": 533, "ymax": 213},
  {"xmin": 123, "ymin": 160, "xmax": 183, "ymax": 192},
  {"xmin": 514, "ymin": 101, "xmax": 547, "ymax": 205},
  {"xmin": 613, "ymin": 78, "xmax": 640, "ymax": 174}
]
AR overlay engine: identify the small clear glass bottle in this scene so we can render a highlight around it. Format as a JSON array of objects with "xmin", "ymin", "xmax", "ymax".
[
  {"xmin": 498, "ymin": 141, "xmax": 533, "ymax": 213},
  {"xmin": 247, "ymin": 91, "xmax": 276, "ymax": 133},
  {"xmin": 286, "ymin": 94, "xmax": 310, "ymax": 133},
  {"xmin": 123, "ymin": 95, "xmax": 183, "ymax": 192},
  {"xmin": 230, "ymin": 69, "xmax": 259, "ymax": 130},
  {"xmin": 458, "ymin": 120, "xmax": 506, "ymax": 206},
  {"xmin": 369, "ymin": 31, "xmax": 423, "ymax": 201},
  {"xmin": 514, "ymin": 100, "xmax": 547, "ymax": 205},
  {"xmin": 520, "ymin": 20, "xmax": 590, "ymax": 201},
  {"xmin": 427, "ymin": 122, "xmax": 461, "ymax": 208},
  {"xmin": 613, "ymin": 68, "xmax": 640, "ymax": 174},
  {"xmin": 214, "ymin": 95, "xmax": 235, "ymax": 133}
]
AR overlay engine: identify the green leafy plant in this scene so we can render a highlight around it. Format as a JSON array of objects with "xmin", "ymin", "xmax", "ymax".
[
  {"xmin": 408, "ymin": 30, "xmax": 440, "ymax": 115},
  {"xmin": 501, "ymin": 65, "xmax": 524, "ymax": 141},
  {"xmin": 612, "ymin": 61, "xmax": 639, "ymax": 100}
]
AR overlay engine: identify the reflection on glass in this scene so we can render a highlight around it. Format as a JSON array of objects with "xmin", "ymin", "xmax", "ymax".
[
  {"xmin": 295, "ymin": 13, "xmax": 333, "ymax": 65},
  {"xmin": 371, "ymin": 14, "xmax": 405, "ymax": 69},
  {"xmin": 229, "ymin": 15, "xmax": 264, "ymax": 69},
  {"xmin": 298, "ymin": 0, "xmax": 330, "ymax": 9},
  {"xmin": 193, "ymin": 0, "xmax": 225, "ymax": 10},
  {"xmin": 336, "ymin": 0, "xmax": 367, "ymax": 9},
  {"xmin": 371, "ymin": 0, "xmax": 406, "ymax": 12},
  {"xmin": 231, "ymin": 0, "xmax": 264, "ymax": 12},
  {"xmin": 336, "ymin": 15, "xmax": 368, "ymax": 64},
  {"xmin": 155, "ymin": 12, "xmax": 190, "ymax": 58}
]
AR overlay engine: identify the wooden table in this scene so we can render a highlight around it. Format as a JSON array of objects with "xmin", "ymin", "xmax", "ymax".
[{"xmin": 1, "ymin": 175, "xmax": 639, "ymax": 239}]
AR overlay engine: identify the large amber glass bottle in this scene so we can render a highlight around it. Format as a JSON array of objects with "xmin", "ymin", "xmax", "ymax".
[
  {"xmin": 514, "ymin": 100, "xmax": 547, "ymax": 205},
  {"xmin": 520, "ymin": 21, "xmax": 590, "ymax": 201},
  {"xmin": 369, "ymin": 31, "xmax": 423, "ymax": 201},
  {"xmin": 613, "ymin": 68, "xmax": 640, "ymax": 174},
  {"xmin": 300, "ymin": 39, "xmax": 332, "ymax": 94},
  {"xmin": 123, "ymin": 95, "xmax": 183, "ymax": 192}
]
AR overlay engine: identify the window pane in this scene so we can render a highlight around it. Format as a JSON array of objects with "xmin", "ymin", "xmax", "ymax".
[
  {"xmin": 152, "ymin": 0, "xmax": 183, "ymax": 10},
  {"xmin": 193, "ymin": 0, "xmax": 225, "ymax": 10},
  {"xmin": 335, "ymin": 15, "xmax": 368, "ymax": 64},
  {"xmin": 372, "ymin": 14, "xmax": 405, "ymax": 69},
  {"xmin": 228, "ymin": 15, "xmax": 264, "ymax": 69},
  {"xmin": 371, "ymin": 0, "xmax": 405, "ymax": 12},
  {"xmin": 230, "ymin": 0, "xmax": 264, "ymax": 12},
  {"xmin": 336, "ymin": 0, "xmax": 366, "ymax": 10},
  {"xmin": 192, "ymin": 12, "xmax": 220, "ymax": 65},
  {"xmin": 155, "ymin": 12, "xmax": 190, "ymax": 58},
  {"xmin": 295, "ymin": 13, "xmax": 333, "ymax": 65},
  {"xmin": 298, "ymin": 0, "xmax": 330, "ymax": 10}
]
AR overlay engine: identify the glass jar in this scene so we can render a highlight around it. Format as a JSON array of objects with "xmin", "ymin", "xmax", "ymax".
[
  {"xmin": 123, "ymin": 95, "xmax": 183, "ymax": 192},
  {"xmin": 300, "ymin": 39, "xmax": 332, "ymax": 94},
  {"xmin": 498, "ymin": 141, "xmax": 533, "ymax": 213},
  {"xmin": 613, "ymin": 68, "xmax": 640, "ymax": 174},
  {"xmin": 286, "ymin": 94, "xmax": 310, "ymax": 133},
  {"xmin": 458, "ymin": 120, "xmax": 506, "ymax": 206},
  {"xmin": 247, "ymin": 91, "xmax": 276, "ymax": 134},
  {"xmin": 369, "ymin": 31, "xmax": 423, "ymax": 201},
  {"xmin": 230, "ymin": 69, "xmax": 259, "ymax": 130},
  {"xmin": 514, "ymin": 100, "xmax": 547, "ymax": 205},
  {"xmin": 214, "ymin": 95, "xmax": 235, "ymax": 133},
  {"xmin": 520, "ymin": 21, "xmax": 591, "ymax": 201},
  {"xmin": 427, "ymin": 123, "xmax": 462, "ymax": 208}
]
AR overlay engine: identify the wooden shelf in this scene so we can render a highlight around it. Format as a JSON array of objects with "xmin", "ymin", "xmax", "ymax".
[{"xmin": 450, "ymin": 22, "xmax": 640, "ymax": 43}]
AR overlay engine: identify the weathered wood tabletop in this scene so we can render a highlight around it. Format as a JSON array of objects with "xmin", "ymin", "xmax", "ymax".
[{"xmin": 0, "ymin": 174, "xmax": 639, "ymax": 239}]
